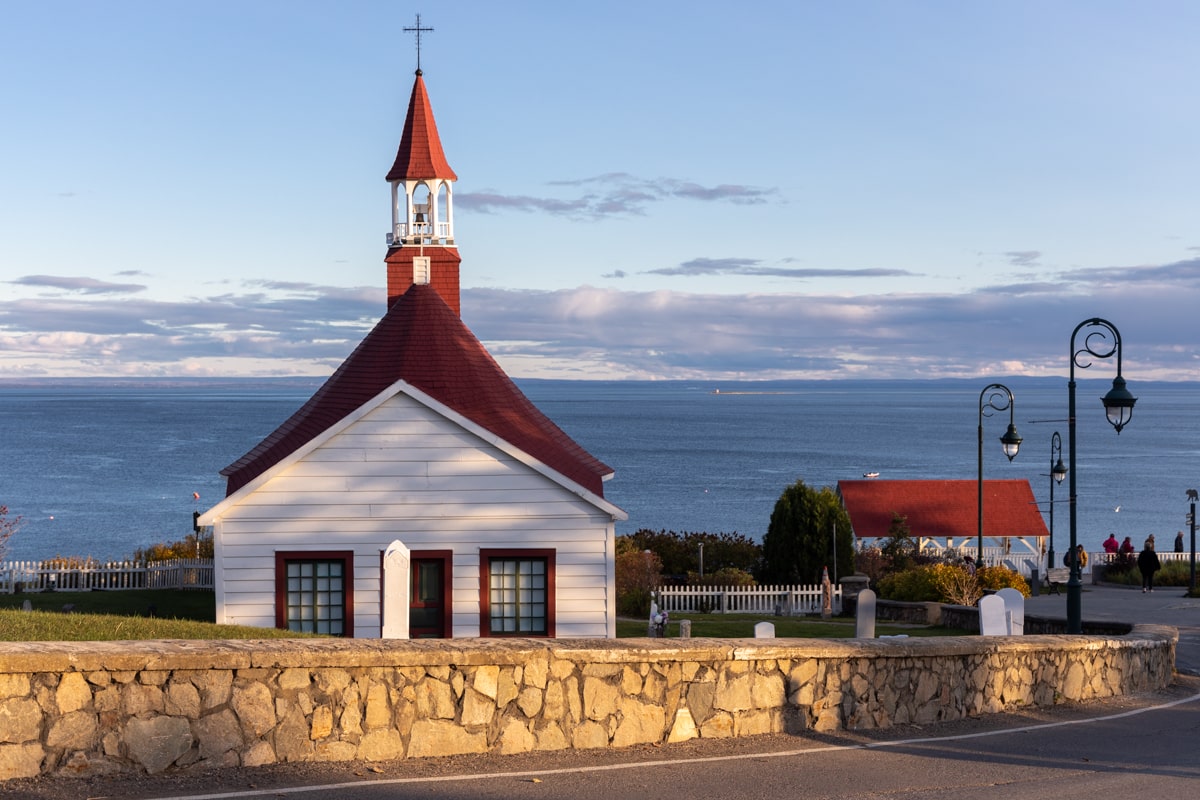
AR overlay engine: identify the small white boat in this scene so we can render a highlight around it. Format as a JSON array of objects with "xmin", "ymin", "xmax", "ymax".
[{"xmin": 863, "ymin": 472, "xmax": 880, "ymax": 478}]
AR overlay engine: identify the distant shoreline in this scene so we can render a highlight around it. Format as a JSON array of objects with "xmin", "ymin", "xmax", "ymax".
[{"xmin": 0, "ymin": 377, "xmax": 327, "ymax": 389}]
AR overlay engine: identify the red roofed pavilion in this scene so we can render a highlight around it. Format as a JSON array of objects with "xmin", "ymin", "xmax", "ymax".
[
  {"xmin": 838, "ymin": 479, "xmax": 1049, "ymax": 560},
  {"xmin": 200, "ymin": 64, "xmax": 624, "ymax": 640}
]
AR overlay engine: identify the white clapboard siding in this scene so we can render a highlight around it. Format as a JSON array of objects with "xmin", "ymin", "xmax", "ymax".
[{"xmin": 212, "ymin": 390, "xmax": 616, "ymax": 638}]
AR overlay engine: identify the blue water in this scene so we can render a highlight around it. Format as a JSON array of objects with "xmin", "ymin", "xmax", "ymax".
[{"xmin": 1, "ymin": 378, "xmax": 1195, "ymax": 562}]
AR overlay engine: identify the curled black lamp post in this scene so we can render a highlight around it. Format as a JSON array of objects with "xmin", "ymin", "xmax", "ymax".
[
  {"xmin": 1067, "ymin": 318, "xmax": 1136, "ymax": 633},
  {"xmin": 978, "ymin": 383, "xmax": 1022, "ymax": 566},
  {"xmin": 1046, "ymin": 432, "xmax": 1067, "ymax": 571}
]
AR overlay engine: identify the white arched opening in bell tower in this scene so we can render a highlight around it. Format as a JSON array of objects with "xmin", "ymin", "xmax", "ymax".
[{"xmin": 389, "ymin": 178, "xmax": 454, "ymax": 246}]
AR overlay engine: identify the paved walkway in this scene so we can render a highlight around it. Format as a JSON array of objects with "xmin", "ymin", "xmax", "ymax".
[{"xmin": 1024, "ymin": 579, "xmax": 1200, "ymax": 675}]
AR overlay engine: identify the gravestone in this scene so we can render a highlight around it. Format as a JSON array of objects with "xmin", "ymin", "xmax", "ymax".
[
  {"xmin": 821, "ymin": 567, "xmax": 832, "ymax": 618},
  {"xmin": 855, "ymin": 588, "xmax": 876, "ymax": 638},
  {"xmin": 978, "ymin": 594, "xmax": 1007, "ymax": 636},
  {"xmin": 678, "ymin": 619, "xmax": 691, "ymax": 639},
  {"xmin": 381, "ymin": 540, "xmax": 411, "ymax": 639},
  {"xmin": 754, "ymin": 621, "xmax": 775, "ymax": 639},
  {"xmin": 21, "ymin": 600, "xmax": 31, "ymax": 612},
  {"xmin": 996, "ymin": 587, "xmax": 1025, "ymax": 635}
]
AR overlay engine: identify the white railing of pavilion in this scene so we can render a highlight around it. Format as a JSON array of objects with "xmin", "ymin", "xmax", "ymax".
[
  {"xmin": 654, "ymin": 584, "xmax": 842, "ymax": 616},
  {"xmin": 0, "ymin": 559, "xmax": 214, "ymax": 594},
  {"xmin": 907, "ymin": 544, "xmax": 1082, "ymax": 579},
  {"xmin": 870, "ymin": 547, "xmax": 1200, "ymax": 578}
]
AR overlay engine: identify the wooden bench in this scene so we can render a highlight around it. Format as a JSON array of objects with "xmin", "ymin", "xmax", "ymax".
[{"xmin": 1044, "ymin": 567, "xmax": 1069, "ymax": 594}]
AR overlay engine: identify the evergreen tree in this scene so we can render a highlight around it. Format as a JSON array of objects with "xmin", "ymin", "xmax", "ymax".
[{"xmin": 760, "ymin": 480, "xmax": 854, "ymax": 583}]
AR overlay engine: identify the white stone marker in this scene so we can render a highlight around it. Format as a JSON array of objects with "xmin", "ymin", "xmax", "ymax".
[
  {"xmin": 855, "ymin": 588, "xmax": 877, "ymax": 638},
  {"xmin": 381, "ymin": 539, "xmax": 411, "ymax": 639},
  {"xmin": 995, "ymin": 587, "xmax": 1025, "ymax": 635},
  {"xmin": 978, "ymin": 594, "xmax": 1008, "ymax": 636},
  {"xmin": 754, "ymin": 621, "xmax": 775, "ymax": 638}
]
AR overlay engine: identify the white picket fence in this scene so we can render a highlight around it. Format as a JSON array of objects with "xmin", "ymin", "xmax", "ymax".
[
  {"xmin": 0, "ymin": 558, "xmax": 214, "ymax": 593},
  {"xmin": 654, "ymin": 584, "xmax": 842, "ymax": 616}
]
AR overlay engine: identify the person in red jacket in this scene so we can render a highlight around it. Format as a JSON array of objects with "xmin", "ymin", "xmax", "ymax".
[
  {"xmin": 1103, "ymin": 533, "xmax": 1119, "ymax": 554},
  {"xmin": 1119, "ymin": 536, "xmax": 1135, "ymax": 556}
]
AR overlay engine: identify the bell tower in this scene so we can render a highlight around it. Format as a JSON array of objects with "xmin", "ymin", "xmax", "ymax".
[{"xmin": 384, "ymin": 18, "xmax": 461, "ymax": 314}]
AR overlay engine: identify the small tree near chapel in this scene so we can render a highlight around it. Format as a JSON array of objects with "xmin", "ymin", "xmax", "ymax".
[{"xmin": 759, "ymin": 480, "xmax": 854, "ymax": 584}]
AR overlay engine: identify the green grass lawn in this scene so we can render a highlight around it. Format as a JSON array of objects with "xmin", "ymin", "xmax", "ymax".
[
  {"xmin": 0, "ymin": 589, "xmax": 320, "ymax": 641},
  {"xmin": 0, "ymin": 589, "xmax": 967, "ymax": 641},
  {"xmin": 618, "ymin": 614, "xmax": 968, "ymax": 638}
]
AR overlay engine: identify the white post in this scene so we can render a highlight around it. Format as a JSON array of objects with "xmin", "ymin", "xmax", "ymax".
[{"xmin": 381, "ymin": 540, "xmax": 411, "ymax": 639}]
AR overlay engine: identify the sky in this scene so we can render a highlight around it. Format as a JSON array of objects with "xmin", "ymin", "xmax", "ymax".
[{"xmin": 2, "ymin": 1, "xmax": 1199, "ymax": 382}]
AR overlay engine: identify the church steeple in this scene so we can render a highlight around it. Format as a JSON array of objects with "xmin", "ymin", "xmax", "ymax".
[{"xmin": 384, "ymin": 32, "xmax": 462, "ymax": 314}]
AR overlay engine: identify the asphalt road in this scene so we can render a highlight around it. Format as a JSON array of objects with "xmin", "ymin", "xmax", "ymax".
[{"xmin": 10, "ymin": 677, "xmax": 1193, "ymax": 800}]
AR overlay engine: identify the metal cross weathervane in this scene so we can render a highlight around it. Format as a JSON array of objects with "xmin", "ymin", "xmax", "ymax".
[{"xmin": 404, "ymin": 14, "xmax": 434, "ymax": 71}]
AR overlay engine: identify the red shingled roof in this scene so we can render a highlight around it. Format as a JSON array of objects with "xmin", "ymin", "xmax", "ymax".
[
  {"xmin": 385, "ymin": 71, "xmax": 457, "ymax": 182},
  {"xmin": 220, "ymin": 284, "xmax": 612, "ymax": 497},
  {"xmin": 838, "ymin": 479, "xmax": 1048, "ymax": 540}
]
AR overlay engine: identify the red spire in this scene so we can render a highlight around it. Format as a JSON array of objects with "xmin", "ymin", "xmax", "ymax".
[{"xmin": 386, "ymin": 71, "xmax": 457, "ymax": 182}]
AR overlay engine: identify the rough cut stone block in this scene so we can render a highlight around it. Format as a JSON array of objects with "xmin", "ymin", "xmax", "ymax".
[
  {"xmin": 496, "ymin": 669, "xmax": 519, "ymax": 708},
  {"xmin": 570, "ymin": 720, "xmax": 608, "ymax": 750},
  {"xmin": 414, "ymin": 679, "xmax": 454, "ymax": 721},
  {"xmin": 0, "ymin": 742, "xmax": 44, "ymax": 780},
  {"xmin": 699, "ymin": 711, "xmax": 734, "ymax": 738},
  {"xmin": 517, "ymin": 686, "xmax": 543, "ymax": 718},
  {"xmin": 46, "ymin": 710, "xmax": 98, "ymax": 751},
  {"xmin": 310, "ymin": 705, "xmax": 333, "ymax": 740},
  {"xmin": 583, "ymin": 676, "xmax": 618, "ymax": 721},
  {"xmin": 278, "ymin": 668, "xmax": 311, "ymax": 692},
  {"xmin": 365, "ymin": 683, "xmax": 393, "ymax": 729},
  {"xmin": 121, "ymin": 683, "xmax": 164, "ymax": 718},
  {"xmin": 498, "ymin": 718, "xmax": 536, "ymax": 755},
  {"xmin": 55, "ymin": 673, "xmax": 91, "ymax": 714},
  {"xmin": 611, "ymin": 696, "xmax": 665, "ymax": 747},
  {"xmin": 0, "ymin": 675, "xmax": 31, "ymax": 701},
  {"xmin": 0, "ymin": 698, "xmax": 42, "ymax": 744},
  {"xmin": 667, "ymin": 708, "xmax": 698, "ymax": 743},
  {"xmin": 313, "ymin": 740, "xmax": 357, "ymax": 762},
  {"xmin": 523, "ymin": 658, "xmax": 549, "ymax": 689},
  {"xmin": 406, "ymin": 720, "xmax": 486, "ymax": 759},
  {"xmin": 125, "ymin": 716, "xmax": 192, "ymax": 774},
  {"xmin": 193, "ymin": 709, "xmax": 242, "ymax": 761},
  {"xmin": 164, "ymin": 682, "xmax": 201, "ymax": 719},
  {"xmin": 273, "ymin": 705, "xmax": 314, "ymax": 763},
  {"xmin": 231, "ymin": 682, "xmax": 275, "ymax": 737},
  {"xmin": 241, "ymin": 740, "xmax": 276, "ymax": 767},
  {"xmin": 535, "ymin": 722, "xmax": 568, "ymax": 751}
]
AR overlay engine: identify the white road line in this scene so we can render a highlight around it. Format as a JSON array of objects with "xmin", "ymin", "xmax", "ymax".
[{"xmin": 141, "ymin": 688, "xmax": 1200, "ymax": 800}]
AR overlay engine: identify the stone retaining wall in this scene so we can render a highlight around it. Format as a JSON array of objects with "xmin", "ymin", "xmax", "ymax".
[{"xmin": 0, "ymin": 627, "xmax": 1177, "ymax": 780}]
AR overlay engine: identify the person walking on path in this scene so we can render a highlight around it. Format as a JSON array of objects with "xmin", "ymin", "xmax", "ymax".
[
  {"xmin": 1103, "ymin": 534, "xmax": 1119, "ymax": 554},
  {"xmin": 1175, "ymin": 531, "xmax": 1185, "ymax": 553},
  {"xmin": 1138, "ymin": 538, "xmax": 1161, "ymax": 593}
]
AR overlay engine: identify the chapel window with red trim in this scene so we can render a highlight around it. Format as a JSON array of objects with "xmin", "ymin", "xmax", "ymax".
[{"xmin": 479, "ymin": 549, "xmax": 555, "ymax": 637}]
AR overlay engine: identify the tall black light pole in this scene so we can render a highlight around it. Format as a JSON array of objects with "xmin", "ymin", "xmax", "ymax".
[
  {"xmin": 1067, "ymin": 318, "xmax": 1136, "ymax": 633},
  {"xmin": 978, "ymin": 384, "xmax": 1022, "ymax": 567},
  {"xmin": 1047, "ymin": 432, "xmax": 1067, "ymax": 571},
  {"xmin": 1188, "ymin": 492, "xmax": 1196, "ymax": 593}
]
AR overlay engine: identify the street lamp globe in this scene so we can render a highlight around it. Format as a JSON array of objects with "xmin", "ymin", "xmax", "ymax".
[
  {"xmin": 1101, "ymin": 376, "xmax": 1137, "ymax": 433},
  {"xmin": 1000, "ymin": 424, "xmax": 1022, "ymax": 461},
  {"xmin": 1051, "ymin": 456, "xmax": 1067, "ymax": 485}
]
